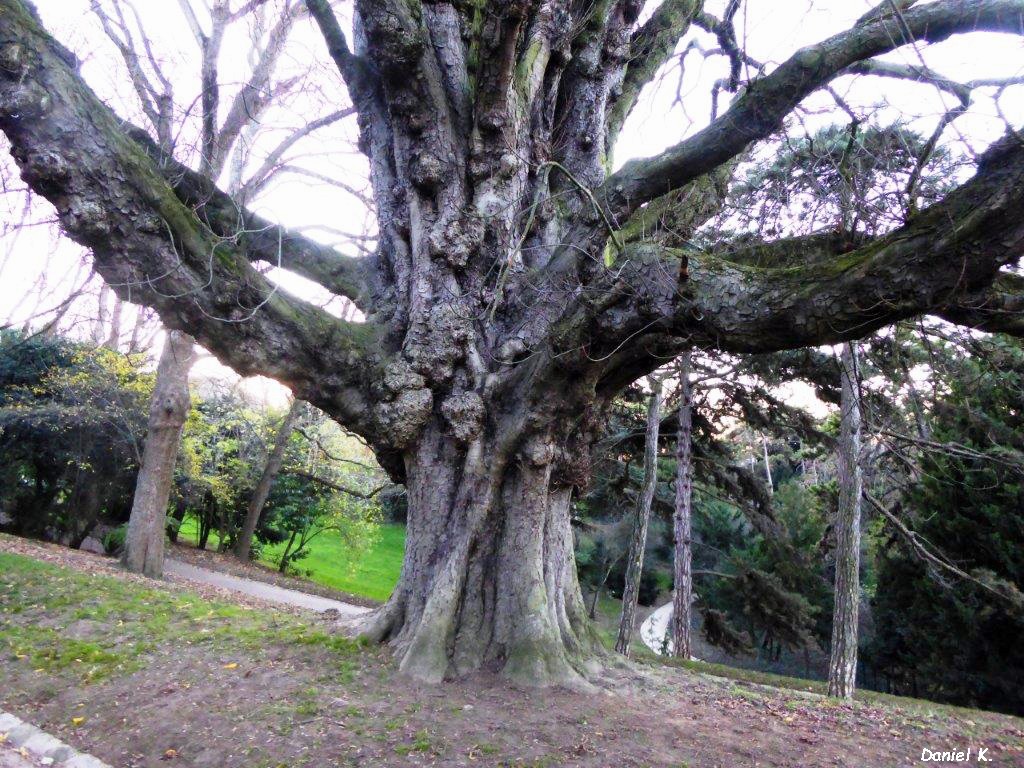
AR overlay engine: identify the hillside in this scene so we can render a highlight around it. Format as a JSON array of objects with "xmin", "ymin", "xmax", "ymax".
[{"xmin": 2, "ymin": 536, "xmax": 1021, "ymax": 768}]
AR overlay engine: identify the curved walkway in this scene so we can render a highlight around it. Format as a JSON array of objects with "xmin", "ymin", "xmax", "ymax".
[
  {"xmin": 0, "ymin": 712, "xmax": 109, "ymax": 768},
  {"xmin": 639, "ymin": 601, "xmax": 674, "ymax": 655},
  {"xmin": 164, "ymin": 559, "xmax": 371, "ymax": 617}
]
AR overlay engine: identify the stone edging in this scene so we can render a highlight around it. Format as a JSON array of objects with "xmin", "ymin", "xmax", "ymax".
[{"xmin": 0, "ymin": 712, "xmax": 110, "ymax": 768}]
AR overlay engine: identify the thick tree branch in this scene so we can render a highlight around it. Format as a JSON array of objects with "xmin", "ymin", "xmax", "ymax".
[
  {"xmin": 126, "ymin": 129, "xmax": 373, "ymax": 306},
  {"xmin": 936, "ymin": 271, "xmax": 1024, "ymax": 336},
  {"xmin": 673, "ymin": 135, "xmax": 1024, "ymax": 351},
  {"xmin": 567, "ymin": 133, "xmax": 1024, "ymax": 367},
  {"xmin": 602, "ymin": 0, "xmax": 1024, "ymax": 219},
  {"xmin": 606, "ymin": 0, "xmax": 700, "ymax": 149},
  {"xmin": 0, "ymin": 0, "xmax": 379, "ymax": 434},
  {"xmin": 304, "ymin": 0, "xmax": 380, "ymax": 108}
]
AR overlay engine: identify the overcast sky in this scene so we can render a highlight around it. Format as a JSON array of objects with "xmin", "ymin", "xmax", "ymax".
[{"xmin": 1, "ymin": 0, "xmax": 1022, "ymax": 403}]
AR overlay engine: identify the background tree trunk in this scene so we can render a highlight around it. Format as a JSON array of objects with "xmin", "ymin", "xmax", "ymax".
[
  {"xmin": 235, "ymin": 399, "xmax": 303, "ymax": 561},
  {"xmin": 672, "ymin": 354, "xmax": 694, "ymax": 659},
  {"xmin": 828, "ymin": 342, "xmax": 863, "ymax": 699},
  {"xmin": 615, "ymin": 378, "xmax": 663, "ymax": 657},
  {"xmin": 123, "ymin": 330, "xmax": 195, "ymax": 577}
]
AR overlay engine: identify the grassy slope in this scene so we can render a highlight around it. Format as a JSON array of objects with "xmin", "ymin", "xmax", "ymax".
[
  {"xmin": 177, "ymin": 519, "xmax": 406, "ymax": 602},
  {"xmin": 0, "ymin": 550, "xmax": 361, "ymax": 684},
  {"xmin": 171, "ymin": 519, "xmax": 1014, "ymax": 723},
  {"xmin": 2, "ymin": 544, "xmax": 1022, "ymax": 768},
  {"xmin": 590, "ymin": 591, "xmax": 1007, "ymax": 719}
]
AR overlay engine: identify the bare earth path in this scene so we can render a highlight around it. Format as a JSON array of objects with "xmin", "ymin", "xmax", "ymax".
[{"xmin": 162, "ymin": 559, "xmax": 370, "ymax": 617}]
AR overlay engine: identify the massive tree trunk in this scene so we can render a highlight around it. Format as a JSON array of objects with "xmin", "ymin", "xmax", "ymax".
[
  {"xmin": 123, "ymin": 330, "xmax": 195, "ymax": 578},
  {"xmin": 671, "ymin": 353, "xmax": 694, "ymax": 659},
  {"xmin": 615, "ymin": 378, "xmax": 663, "ymax": 657},
  {"xmin": 234, "ymin": 398, "xmax": 304, "ymax": 562},
  {"xmin": 827, "ymin": 342, "xmax": 863, "ymax": 699},
  {"xmin": 4, "ymin": 0, "xmax": 1024, "ymax": 685},
  {"xmin": 355, "ymin": 421, "xmax": 603, "ymax": 687}
]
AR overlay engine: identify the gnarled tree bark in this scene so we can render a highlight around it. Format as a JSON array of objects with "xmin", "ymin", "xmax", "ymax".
[{"xmin": 2, "ymin": 0, "xmax": 1024, "ymax": 684}]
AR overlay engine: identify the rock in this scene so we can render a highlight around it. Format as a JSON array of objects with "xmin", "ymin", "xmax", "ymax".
[{"xmin": 78, "ymin": 536, "xmax": 106, "ymax": 555}]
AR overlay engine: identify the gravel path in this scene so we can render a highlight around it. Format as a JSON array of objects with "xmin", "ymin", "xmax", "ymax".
[
  {"xmin": 164, "ymin": 559, "xmax": 371, "ymax": 617},
  {"xmin": 640, "ymin": 601, "xmax": 674, "ymax": 655}
]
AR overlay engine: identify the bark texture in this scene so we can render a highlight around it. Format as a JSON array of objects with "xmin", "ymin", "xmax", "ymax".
[
  {"xmin": 615, "ymin": 379, "xmax": 663, "ymax": 656},
  {"xmin": 2, "ymin": 0, "xmax": 1024, "ymax": 684},
  {"xmin": 827, "ymin": 342, "xmax": 863, "ymax": 699},
  {"xmin": 123, "ymin": 330, "xmax": 195, "ymax": 578},
  {"xmin": 671, "ymin": 354, "xmax": 694, "ymax": 659},
  {"xmin": 235, "ymin": 399, "xmax": 304, "ymax": 562}
]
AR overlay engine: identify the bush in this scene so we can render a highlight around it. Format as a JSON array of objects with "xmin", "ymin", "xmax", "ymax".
[{"xmin": 102, "ymin": 525, "xmax": 127, "ymax": 556}]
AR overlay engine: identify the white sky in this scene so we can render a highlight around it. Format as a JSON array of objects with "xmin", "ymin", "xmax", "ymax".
[{"xmin": 1, "ymin": 0, "xmax": 1022, "ymax": 406}]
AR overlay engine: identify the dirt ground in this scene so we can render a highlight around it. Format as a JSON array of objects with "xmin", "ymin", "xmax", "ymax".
[{"xmin": 2, "ymin": 536, "xmax": 1023, "ymax": 768}]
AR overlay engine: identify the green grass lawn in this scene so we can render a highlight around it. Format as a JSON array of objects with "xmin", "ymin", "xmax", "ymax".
[
  {"xmin": 258, "ymin": 523, "xmax": 405, "ymax": 601},
  {"xmin": 177, "ymin": 518, "xmax": 405, "ymax": 602},
  {"xmin": 0, "ymin": 550, "xmax": 362, "ymax": 685}
]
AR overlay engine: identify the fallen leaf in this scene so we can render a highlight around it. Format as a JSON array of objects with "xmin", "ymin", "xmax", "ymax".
[
  {"xmin": 222, "ymin": 662, "xmax": 238, "ymax": 670},
  {"xmin": 162, "ymin": 748, "xmax": 178, "ymax": 760},
  {"xmin": 71, "ymin": 717, "xmax": 86, "ymax": 726}
]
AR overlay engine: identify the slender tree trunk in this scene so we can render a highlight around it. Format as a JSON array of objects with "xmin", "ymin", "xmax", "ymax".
[
  {"xmin": 671, "ymin": 353, "xmax": 694, "ymax": 659},
  {"xmin": 234, "ymin": 399, "xmax": 303, "ymax": 561},
  {"xmin": 123, "ymin": 330, "xmax": 195, "ymax": 577},
  {"xmin": 93, "ymin": 281, "xmax": 110, "ymax": 346},
  {"xmin": 762, "ymin": 436, "xmax": 773, "ymax": 495},
  {"xmin": 587, "ymin": 581, "xmax": 602, "ymax": 621},
  {"xmin": 615, "ymin": 378, "xmax": 663, "ymax": 657},
  {"xmin": 278, "ymin": 530, "xmax": 298, "ymax": 573},
  {"xmin": 828, "ymin": 342, "xmax": 863, "ymax": 699},
  {"xmin": 198, "ymin": 510, "xmax": 211, "ymax": 550},
  {"xmin": 900, "ymin": 357, "xmax": 932, "ymax": 441},
  {"xmin": 69, "ymin": 478, "xmax": 101, "ymax": 549},
  {"xmin": 166, "ymin": 497, "xmax": 187, "ymax": 543},
  {"xmin": 103, "ymin": 294, "xmax": 122, "ymax": 350}
]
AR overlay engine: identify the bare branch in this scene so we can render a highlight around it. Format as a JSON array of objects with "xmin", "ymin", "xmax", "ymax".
[
  {"xmin": 603, "ymin": 0, "xmax": 1024, "ymax": 219},
  {"xmin": 0, "ymin": 0, "xmax": 379, "ymax": 438}
]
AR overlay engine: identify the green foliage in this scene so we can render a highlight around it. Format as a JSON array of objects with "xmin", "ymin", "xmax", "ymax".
[
  {"xmin": 700, "ymin": 606, "xmax": 750, "ymax": 656},
  {"xmin": 727, "ymin": 123, "xmax": 962, "ymax": 241},
  {"xmin": 262, "ymin": 469, "xmax": 381, "ymax": 577},
  {"xmin": 867, "ymin": 337, "xmax": 1024, "ymax": 716},
  {"xmin": 0, "ymin": 330, "xmax": 151, "ymax": 541},
  {"xmin": 102, "ymin": 524, "xmax": 127, "ymax": 555}
]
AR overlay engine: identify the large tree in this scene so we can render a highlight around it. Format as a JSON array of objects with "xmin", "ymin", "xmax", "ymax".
[{"xmin": 2, "ymin": 0, "xmax": 1023, "ymax": 686}]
